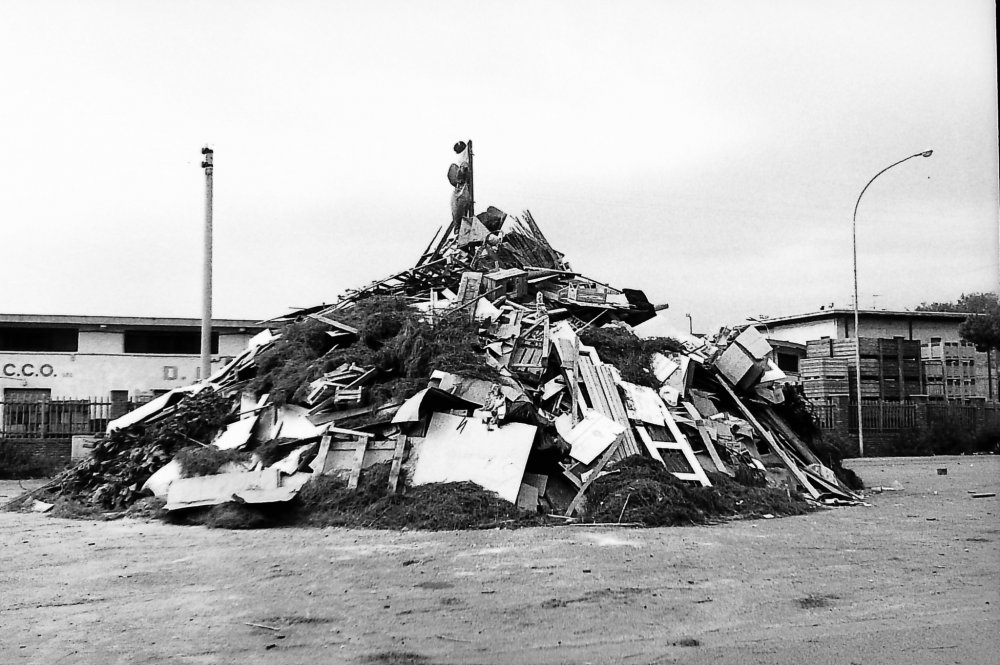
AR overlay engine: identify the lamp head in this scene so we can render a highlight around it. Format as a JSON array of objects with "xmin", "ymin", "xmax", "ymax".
[{"xmin": 921, "ymin": 150, "xmax": 933, "ymax": 157}]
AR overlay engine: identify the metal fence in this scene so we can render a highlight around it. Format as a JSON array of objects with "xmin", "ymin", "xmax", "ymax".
[
  {"xmin": 813, "ymin": 400, "xmax": 1000, "ymax": 433},
  {"xmin": 849, "ymin": 402, "xmax": 919, "ymax": 431},
  {"xmin": 0, "ymin": 398, "xmax": 130, "ymax": 438},
  {"xmin": 812, "ymin": 403, "xmax": 836, "ymax": 429},
  {"xmin": 927, "ymin": 403, "xmax": 1000, "ymax": 431}
]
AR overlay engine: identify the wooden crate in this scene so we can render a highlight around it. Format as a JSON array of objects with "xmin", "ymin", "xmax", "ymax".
[
  {"xmin": 806, "ymin": 339, "xmax": 835, "ymax": 358},
  {"xmin": 800, "ymin": 357, "xmax": 849, "ymax": 376}
]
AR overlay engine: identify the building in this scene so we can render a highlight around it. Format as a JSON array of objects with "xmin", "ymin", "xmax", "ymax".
[
  {"xmin": 1, "ymin": 314, "xmax": 262, "ymax": 405},
  {"xmin": 756, "ymin": 309, "xmax": 996, "ymax": 402},
  {"xmin": 759, "ymin": 308, "xmax": 970, "ymax": 345}
]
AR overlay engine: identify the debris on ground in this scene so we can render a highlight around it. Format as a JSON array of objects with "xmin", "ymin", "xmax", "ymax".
[{"xmin": 5, "ymin": 140, "xmax": 865, "ymax": 528}]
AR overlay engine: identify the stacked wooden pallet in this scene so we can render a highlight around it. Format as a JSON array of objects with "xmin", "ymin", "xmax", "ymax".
[
  {"xmin": 799, "ymin": 358, "xmax": 850, "ymax": 399},
  {"xmin": 805, "ymin": 337, "xmax": 922, "ymax": 401}
]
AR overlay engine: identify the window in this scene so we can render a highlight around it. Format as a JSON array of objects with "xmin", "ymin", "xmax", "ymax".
[
  {"xmin": 123, "ymin": 330, "xmax": 218, "ymax": 355},
  {"xmin": 776, "ymin": 352, "xmax": 799, "ymax": 373},
  {"xmin": 0, "ymin": 327, "xmax": 78, "ymax": 352},
  {"xmin": 3, "ymin": 388, "xmax": 51, "ymax": 403}
]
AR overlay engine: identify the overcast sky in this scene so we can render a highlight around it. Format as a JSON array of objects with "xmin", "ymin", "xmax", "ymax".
[{"xmin": 2, "ymin": 0, "xmax": 997, "ymax": 331}]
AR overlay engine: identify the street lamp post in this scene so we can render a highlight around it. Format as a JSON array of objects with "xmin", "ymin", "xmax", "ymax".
[
  {"xmin": 852, "ymin": 150, "xmax": 933, "ymax": 457},
  {"xmin": 200, "ymin": 146, "xmax": 214, "ymax": 383}
]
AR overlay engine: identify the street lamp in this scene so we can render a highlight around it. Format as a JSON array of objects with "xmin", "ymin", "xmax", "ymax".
[
  {"xmin": 200, "ymin": 146, "xmax": 214, "ymax": 383},
  {"xmin": 852, "ymin": 150, "xmax": 933, "ymax": 457}
]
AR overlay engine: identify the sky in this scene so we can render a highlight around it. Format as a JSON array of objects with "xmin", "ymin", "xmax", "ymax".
[{"xmin": 1, "ymin": 0, "xmax": 997, "ymax": 332}]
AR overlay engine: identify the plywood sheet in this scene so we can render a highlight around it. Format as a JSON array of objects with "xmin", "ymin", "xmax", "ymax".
[
  {"xmin": 410, "ymin": 412, "xmax": 536, "ymax": 503},
  {"xmin": 619, "ymin": 381, "xmax": 666, "ymax": 426},
  {"xmin": 165, "ymin": 469, "xmax": 280, "ymax": 510},
  {"xmin": 213, "ymin": 416, "xmax": 258, "ymax": 451},
  {"xmin": 556, "ymin": 410, "xmax": 625, "ymax": 465}
]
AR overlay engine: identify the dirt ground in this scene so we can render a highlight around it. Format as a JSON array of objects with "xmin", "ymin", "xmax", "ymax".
[{"xmin": 1, "ymin": 455, "xmax": 997, "ymax": 665}]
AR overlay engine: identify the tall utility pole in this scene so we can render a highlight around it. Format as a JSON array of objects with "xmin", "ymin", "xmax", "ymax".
[{"xmin": 200, "ymin": 146, "xmax": 214, "ymax": 382}]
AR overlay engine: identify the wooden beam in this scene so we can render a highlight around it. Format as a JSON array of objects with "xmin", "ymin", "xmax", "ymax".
[
  {"xmin": 759, "ymin": 406, "xmax": 822, "ymax": 466},
  {"xmin": 306, "ymin": 313, "xmax": 360, "ymax": 335},
  {"xmin": 696, "ymin": 421, "xmax": 730, "ymax": 476},
  {"xmin": 326, "ymin": 425, "xmax": 374, "ymax": 438},
  {"xmin": 310, "ymin": 429, "xmax": 332, "ymax": 477},
  {"xmin": 564, "ymin": 434, "xmax": 624, "ymax": 517},
  {"xmin": 347, "ymin": 438, "xmax": 367, "ymax": 490},
  {"xmin": 387, "ymin": 433, "xmax": 407, "ymax": 494},
  {"xmin": 714, "ymin": 376, "xmax": 821, "ymax": 499}
]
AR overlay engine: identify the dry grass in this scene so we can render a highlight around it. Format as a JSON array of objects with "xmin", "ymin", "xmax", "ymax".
[
  {"xmin": 174, "ymin": 446, "xmax": 250, "ymax": 478},
  {"xmin": 584, "ymin": 456, "xmax": 811, "ymax": 526},
  {"xmin": 578, "ymin": 327, "xmax": 683, "ymax": 388}
]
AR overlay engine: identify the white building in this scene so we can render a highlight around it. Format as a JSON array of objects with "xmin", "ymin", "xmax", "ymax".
[
  {"xmin": 1, "ymin": 314, "xmax": 261, "ymax": 403},
  {"xmin": 759, "ymin": 309, "xmax": 970, "ymax": 346},
  {"xmin": 755, "ymin": 308, "xmax": 996, "ymax": 402}
]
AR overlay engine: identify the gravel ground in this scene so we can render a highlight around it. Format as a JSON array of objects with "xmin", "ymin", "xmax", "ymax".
[{"xmin": 1, "ymin": 455, "xmax": 997, "ymax": 665}]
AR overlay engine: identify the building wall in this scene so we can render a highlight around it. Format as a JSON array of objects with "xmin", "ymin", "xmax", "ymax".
[
  {"xmin": 845, "ymin": 316, "xmax": 963, "ymax": 342},
  {"xmin": 769, "ymin": 315, "xmax": 963, "ymax": 345},
  {"xmin": 79, "ymin": 331, "xmax": 123, "ymax": 354},
  {"xmin": 767, "ymin": 319, "xmax": 841, "ymax": 345},
  {"xmin": 1, "ymin": 330, "xmax": 252, "ymax": 399}
]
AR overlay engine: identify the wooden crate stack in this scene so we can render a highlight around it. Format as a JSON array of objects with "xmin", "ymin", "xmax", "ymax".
[
  {"xmin": 805, "ymin": 337, "xmax": 922, "ymax": 401},
  {"xmin": 799, "ymin": 357, "xmax": 850, "ymax": 400},
  {"xmin": 921, "ymin": 340, "xmax": 982, "ymax": 400}
]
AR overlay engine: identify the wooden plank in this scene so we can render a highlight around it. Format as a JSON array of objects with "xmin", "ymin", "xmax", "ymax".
[
  {"xmin": 694, "ymin": 420, "xmax": 730, "ymax": 476},
  {"xmin": 387, "ymin": 433, "xmax": 407, "ymax": 494},
  {"xmin": 327, "ymin": 425, "xmax": 374, "ymax": 439},
  {"xmin": 800, "ymin": 466, "xmax": 863, "ymax": 501},
  {"xmin": 329, "ymin": 439, "xmax": 397, "ymax": 451},
  {"xmin": 651, "ymin": 412, "xmax": 712, "ymax": 487},
  {"xmin": 578, "ymin": 355, "xmax": 639, "ymax": 459},
  {"xmin": 310, "ymin": 429, "xmax": 332, "ymax": 477},
  {"xmin": 306, "ymin": 313, "xmax": 360, "ymax": 335},
  {"xmin": 455, "ymin": 271, "xmax": 484, "ymax": 305},
  {"xmin": 714, "ymin": 376, "xmax": 821, "ymax": 500},
  {"xmin": 345, "ymin": 367, "xmax": 377, "ymax": 388},
  {"xmin": 634, "ymin": 425, "xmax": 666, "ymax": 465},
  {"xmin": 577, "ymin": 355, "xmax": 611, "ymax": 413},
  {"xmin": 516, "ymin": 483, "xmax": 539, "ymax": 511},
  {"xmin": 540, "ymin": 312, "xmax": 550, "ymax": 363},
  {"xmin": 522, "ymin": 472, "xmax": 549, "ymax": 496},
  {"xmin": 559, "ymin": 464, "xmax": 583, "ymax": 489},
  {"xmin": 347, "ymin": 438, "xmax": 367, "ymax": 490},
  {"xmin": 758, "ymin": 407, "xmax": 822, "ymax": 467},
  {"xmin": 564, "ymin": 434, "xmax": 624, "ymax": 517},
  {"xmin": 595, "ymin": 364, "xmax": 641, "ymax": 459}
]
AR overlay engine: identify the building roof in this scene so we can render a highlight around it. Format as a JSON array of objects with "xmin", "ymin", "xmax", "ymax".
[
  {"xmin": 761, "ymin": 309, "xmax": 970, "ymax": 326},
  {"xmin": 0, "ymin": 313, "xmax": 264, "ymax": 332}
]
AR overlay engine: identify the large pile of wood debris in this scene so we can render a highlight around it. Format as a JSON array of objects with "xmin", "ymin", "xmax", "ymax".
[{"xmin": 8, "ymin": 142, "xmax": 862, "ymax": 526}]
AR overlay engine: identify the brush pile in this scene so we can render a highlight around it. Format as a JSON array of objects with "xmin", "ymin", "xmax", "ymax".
[{"xmin": 7, "ymin": 142, "xmax": 864, "ymax": 528}]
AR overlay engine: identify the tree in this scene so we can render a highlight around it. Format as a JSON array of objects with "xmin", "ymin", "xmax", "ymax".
[
  {"xmin": 915, "ymin": 292, "xmax": 999, "ymax": 314},
  {"xmin": 960, "ymin": 309, "xmax": 1000, "ymax": 352}
]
